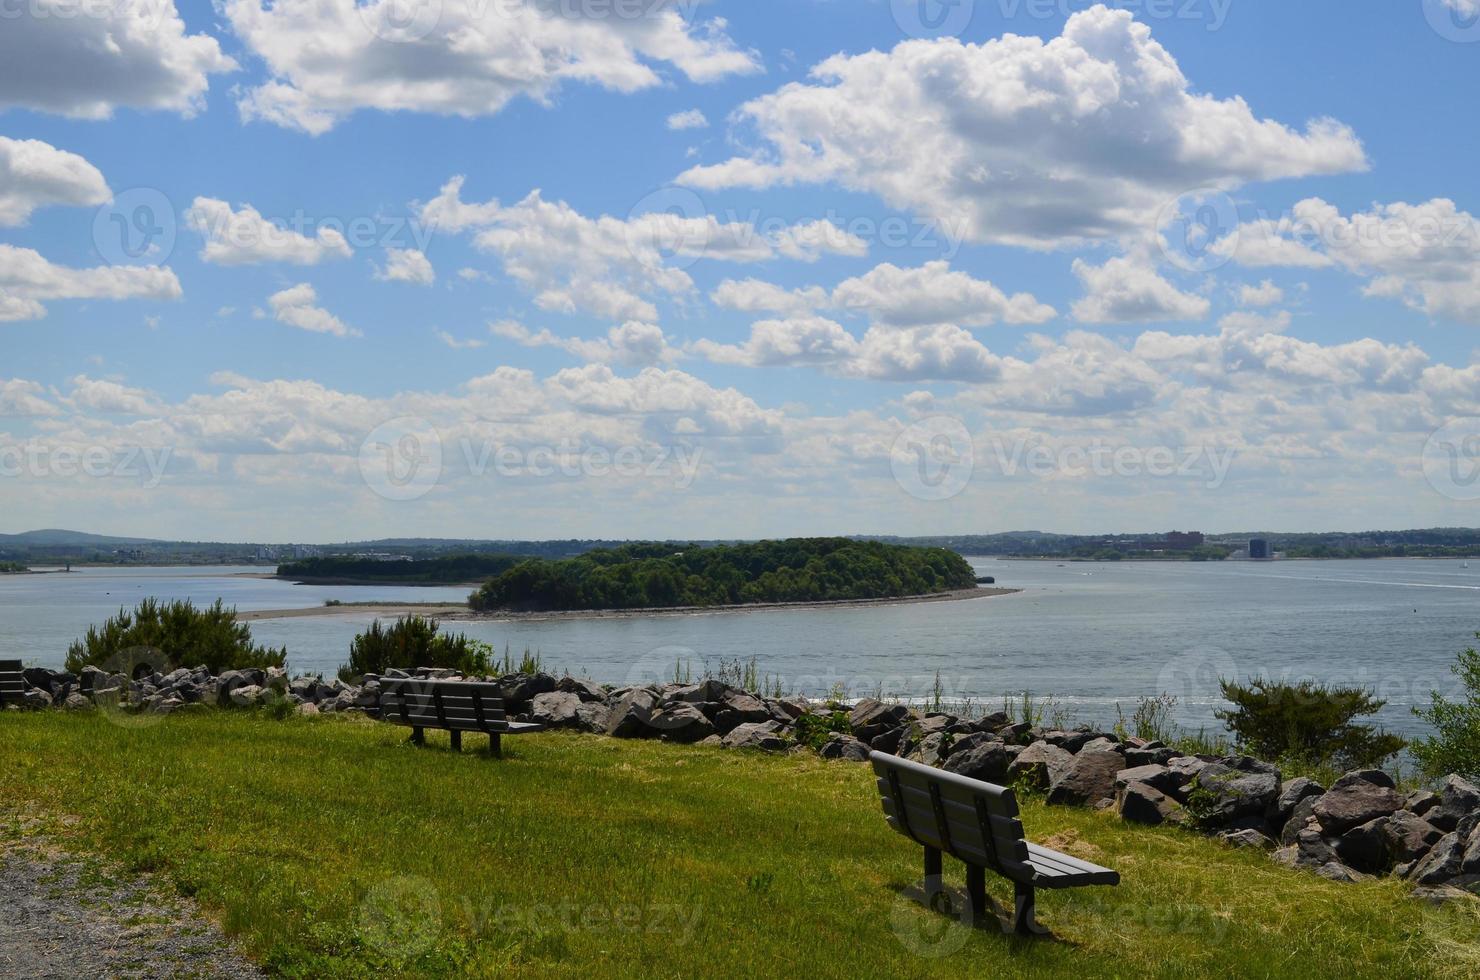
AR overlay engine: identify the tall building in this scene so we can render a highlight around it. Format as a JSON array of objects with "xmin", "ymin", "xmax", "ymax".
[{"xmin": 1248, "ymin": 538, "xmax": 1271, "ymax": 560}]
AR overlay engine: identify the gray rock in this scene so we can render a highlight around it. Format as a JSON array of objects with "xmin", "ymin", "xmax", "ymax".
[
  {"xmin": 1411, "ymin": 884, "xmax": 1478, "ymax": 906},
  {"xmin": 1314, "ymin": 862, "xmax": 1371, "ymax": 884},
  {"xmin": 1047, "ymin": 750, "xmax": 1125, "ymax": 807},
  {"xmin": 1272, "ymin": 829, "xmax": 1338, "ymax": 870},
  {"xmin": 850, "ymin": 699, "xmax": 911, "ymax": 742},
  {"xmin": 1463, "ymin": 829, "xmax": 1480, "ymax": 876},
  {"xmin": 228, "ymin": 685, "xmax": 266, "ymax": 708},
  {"xmin": 1190, "ymin": 757, "xmax": 1281, "ymax": 826},
  {"xmin": 556, "ymin": 676, "xmax": 607, "ymax": 702},
  {"xmin": 1124, "ymin": 745, "xmax": 1178, "ymax": 767},
  {"xmin": 817, "ymin": 734, "xmax": 871, "ymax": 762},
  {"xmin": 1312, "ymin": 771, "xmax": 1404, "ymax": 835},
  {"xmin": 945, "ymin": 732, "xmax": 999, "ymax": 758},
  {"xmin": 1114, "ymin": 764, "xmax": 1177, "ymax": 794},
  {"xmin": 568, "ymin": 702, "xmax": 607, "ymax": 733},
  {"xmin": 1405, "ymin": 790, "xmax": 1439, "ymax": 818},
  {"xmin": 605, "ymin": 688, "xmax": 660, "ymax": 738},
  {"xmin": 494, "ymin": 672, "xmax": 557, "ymax": 711},
  {"xmin": 1429, "ymin": 775, "xmax": 1480, "ymax": 832},
  {"xmin": 869, "ymin": 727, "xmax": 905, "ymax": 756},
  {"xmin": 905, "ymin": 731, "xmax": 952, "ymax": 768},
  {"xmin": 1383, "ymin": 810, "xmax": 1445, "ymax": 865},
  {"xmin": 942, "ymin": 740, "xmax": 1013, "ymax": 784},
  {"xmin": 722, "ymin": 721, "xmax": 787, "ymax": 752},
  {"xmin": 1078, "ymin": 737, "xmax": 1121, "ymax": 755},
  {"xmin": 1007, "ymin": 741, "xmax": 1074, "ymax": 790},
  {"xmin": 1117, "ymin": 781, "xmax": 1180, "ymax": 826},
  {"xmin": 1166, "ymin": 755, "xmax": 1213, "ymax": 795},
  {"xmin": 713, "ymin": 692, "xmax": 773, "ymax": 734},
  {"xmin": 1405, "ymin": 832, "xmax": 1465, "ymax": 884},
  {"xmin": 1041, "ymin": 730, "xmax": 1096, "ymax": 753},
  {"xmin": 530, "ymin": 691, "xmax": 585, "ymax": 728},
  {"xmin": 1272, "ymin": 777, "xmax": 1325, "ymax": 825},
  {"xmin": 1218, "ymin": 828, "xmax": 1274, "ymax": 850},
  {"xmin": 996, "ymin": 721, "xmax": 1033, "ymax": 743},
  {"xmin": 296, "ymin": 702, "xmax": 320, "ymax": 717},
  {"xmin": 265, "ymin": 667, "xmax": 288, "ymax": 693},
  {"xmin": 1334, "ymin": 817, "xmax": 1393, "ymax": 874},
  {"xmin": 1280, "ymin": 796, "xmax": 1321, "ymax": 846},
  {"xmin": 647, "ymin": 702, "xmax": 717, "ymax": 743},
  {"xmin": 61, "ymin": 692, "xmax": 93, "ymax": 711}
]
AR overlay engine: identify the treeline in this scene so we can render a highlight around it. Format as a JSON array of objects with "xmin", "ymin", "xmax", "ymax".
[
  {"xmin": 277, "ymin": 554, "xmax": 527, "ymax": 584},
  {"xmin": 468, "ymin": 538, "xmax": 978, "ymax": 612}
]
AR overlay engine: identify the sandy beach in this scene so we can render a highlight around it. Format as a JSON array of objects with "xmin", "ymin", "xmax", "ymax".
[{"xmin": 235, "ymin": 586, "xmax": 1020, "ymax": 623}]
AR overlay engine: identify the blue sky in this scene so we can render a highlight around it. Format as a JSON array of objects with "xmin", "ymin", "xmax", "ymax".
[{"xmin": 2, "ymin": 1, "xmax": 1480, "ymax": 540}]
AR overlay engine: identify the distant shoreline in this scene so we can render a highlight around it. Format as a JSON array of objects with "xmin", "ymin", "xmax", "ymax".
[{"xmin": 235, "ymin": 586, "xmax": 1020, "ymax": 623}]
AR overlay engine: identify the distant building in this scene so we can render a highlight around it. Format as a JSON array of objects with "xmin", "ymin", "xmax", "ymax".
[
  {"xmin": 1248, "ymin": 538, "xmax": 1271, "ymax": 560},
  {"xmin": 1165, "ymin": 530, "xmax": 1205, "ymax": 551}
]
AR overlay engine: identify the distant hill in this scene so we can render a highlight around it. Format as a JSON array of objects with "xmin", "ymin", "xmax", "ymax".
[{"xmin": 0, "ymin": 529, "xmax": 160, "ymax": 547}]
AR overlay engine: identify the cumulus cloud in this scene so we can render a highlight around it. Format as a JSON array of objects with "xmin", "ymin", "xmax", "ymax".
[
  {"xmin": 679, "ymin": 6, "xmax": 1364, "ymax": 248},
  {"xmin": 831, "ymin": 261, "xmax": 1056, "ymax": 327},
  {"xmin": 376, "ymin": 248, "xmax": 435, "ymax": 285},
  {"xmin": 1071, "ymin": 255, "xmax": 1211, "ymax": 323},
  {"xmin": 436, "ymin": 330, "xmax": 486, "ymax": 350},
  {"xmin": 0, "ymin": 0, "xmax": 234, "ymax": 119},
  {"xmin": 0, "ymin": 244, "xmax": 182, "ymax": 322},
  {"xmin": 266, "ymin": 284, "xmax": 359, "ymax": 338},
  {"xmin": 0, "ymin": 137, "xmax": 110, "ymax": 226},
  {"xmin": 493, "ymin": 319, "xmax": 674, "ymax": 367},
  {"xmin": 186, "ymin": 198, "xmax": 352, "ymax": 266},
  {"xmin": 225, "ymin": 0, "xmax": 759, "ymax": 134},
  {"xmin": 667, "ymin": 109, "xmax": 709, "ymax": 131},
  {"xmin": 1239, "ymin": 280, "xmax": 1285, "ymax": 307}
]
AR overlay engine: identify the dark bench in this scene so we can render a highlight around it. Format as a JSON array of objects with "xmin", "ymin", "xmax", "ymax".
[
  {"xmin": 0, "ymin": 660, "xmax": 23, "ymax": 707},
  {"xmin": 379, "ymin": 678, "xmax": 544, "ymax": 758},
  {"xmin": 870, "ymin": 751, "xmax": 1119, "ymax": 935}
]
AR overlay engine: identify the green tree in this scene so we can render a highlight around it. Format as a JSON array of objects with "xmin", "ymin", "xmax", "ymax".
[
  {"xmin": 1216, "ymin": 677, "xmax": 1406, "ymax": 771},
  {"xmin": 340, "ymin": 616, "xmax": 491, "ymax": 681},
  {"xmin": 65, "ymin": 598, "xmax": 286, "ymax": 675},
  {"xmin": 1412, "ymin": 637, "xmax": 1480, "ymax": 779}
]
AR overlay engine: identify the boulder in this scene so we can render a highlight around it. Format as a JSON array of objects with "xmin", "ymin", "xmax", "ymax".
[
  {"xmin": 1383, "ymin": 810, "xmax": 1446, "ymax": 865},
  {"xmin": 996, "ymin": 721, "xmax": 1033, "ymax": 744},
  {"xmin": 1190, "ymin": 757, "xmax": 1281, "ymax": 826},
  {"xmin": 1041, "ymin": 730, "xmax": 1096, "ymax": 753},
  {"xmin": 494, "ymin": 672, "xmax": 557, "ymax": 711},
  {"xmin": 905, "ymin": 731, "xmax": 952, "ymax": 768},
  {"xmin": 265, "ymin": 667, "xmax": 288, "ymax": 693},
  {"xmin": 530, "ymin": 691, "xmax": 585, "ymax": 728},
  {"xmin": 713, "ymin": 692, "xmax": 773, "ymax": 734},
  {"xmin": 1334, "ymin": 817, "xmax": 1394, "ymax": 874},
  {"xmin": 722, "ymin": 721, "xmax": 787, "ymax": 752},
  {"xmin": 61, "ymin": 692, "xmax": 93, "ymax": 711},
  {"xmin": 1046, "ymin": 750, "xmax": 1125, "ymax": 807},
  {"xmin": 571, "ymin": 702, "xmax": 610, "ymax": 733},
  {"xmin": 1463, "ymin": 829, "xmax": 1480, "ymax": 876},
  {"xmin": 1218, "ymin": 828, "xmax": 1274, "ymax": 850},
  {"xmin": 1166, "ymin": 755, "xmax": 1213, "ymax": 795},
  {"xmin": 1280, "ymin": 796, "xmax": 1321, "ymax": 846},
  {"xmin": 1117, "ymin": 781, "xmax": 1179, "ymax": 826},
  {"xmin": 1078, "ymin": 737, "xmax": 1121, "ymax": 755},
  {"xmin": 1312, "ymin": 771, "xmax": 1404, "ymax": 835},
  {"xmin": 1272, "ymin": 777, "xmax": 1326, "ymax": 826},
  {"xmin": 1273, "ymin": 829, "xmax": 1339, "ymax": 870},
  {"xmin": 817, "ymin": 734, "xmax": 871, "ymax": 762},
  {"xmin": 1411, "ymin": 884, "xmax": 1479, "ymax": 906},
  {"xmin": 869, "ymin": 727, "xmax": 905, "ymax": 756},
  {"xmin": 945, "ymin": 732, "xmax": 998, "ymax": 757},
  {"xmin": 1314, "ymin": 862, "xmax": 1371, "ymax": 884},
  {"xmin": 228, "ymin": 685, "xmax": 267, "ymax": 708},
  {"xmin": 1007, "ymin": 741, "xmax": 1074, "ymax": 790},
  {"xmin": 556, "ymin": 676, "xmax": 606, "ymax": 702},
  {"xmin": 849, "ymin": 699, "xmax": 910, "ymax": 742},
  {"xmin": 1114, "ymin": 764, "xmax": 1177, "ymax": 795},
  {"xmin": 973, "ymin": 711, "xmax": 1010, "ymax": 732},
  {"xmin": 605, "ymin": 688, "xmax": 660, "ymax": 738},
  {"xmin": 1124, "ymin": 745, "xmax": 1178, "ymax": 767},
  {"xmin": 647, "ymin": 702, "xmax": 717, "ymax": 744},
  {"xmin": 1404, "ymin": 832, "xmax": 1465, "ymax": 885},
  {"xmin": 1405, "ymin": 790, "xmax": 1439, "ymax": 818},
  {"xmin": 942, "ymin": 740, "xmax": 1013, "ymax": 784},
  {"xmin": 1429, "ymin": 775, "xmax": 1480, "ymax": 833},
  {"xmin": 296, "ymin": 702, "xmax": 320, "ymax": 717}
]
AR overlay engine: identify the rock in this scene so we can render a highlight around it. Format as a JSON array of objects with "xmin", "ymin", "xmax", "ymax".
[
  {"xmin": 916, "ymin": 714, "xmax": 956, "ymax": 736},
  {"xmin": 905, "ymin": 731, "xmax": 952, "ymax": 768},
  {"xmin": 556, "ymin": 676, "xmax": 606, "ymax": 702},
  {"xmin": 869, "ymin": 727, "xmax": 904, "ymax": 756},
  {"xmin": 713, "ymin": 692, "xmax": 773, "ymax": 734},
  {"xmin": 1124, "ymin": 745, "xmax": 1178, "ymax": 767},
  {"xmin": 697, "ymin": 734, "xmax": 723, "ymax": 747},
  {"xmin": 1114, "ymin": 764, "xmax": 1177, "ymax": 795},
  {"xmin": 1405, "ymin": 832, "xmax": 1465, "ymax": 884},
  {"xmin": 1117, "ymin": 781, "xmax": 1180, "ymax": 826},
  {"xmin": 945, "ymin": 732, "xmax": 998, "ymax": 757},
  {"xmin": 1312, "ymin": 771, "xmax": 1404, "ymax": 835},
  {"xmin": 1411, "ymin": 884, "xmax": 1478, "ymax": 906},
  {"xmin": 1383, "ymin": 811, "xmax": 1446, "ymax": 865},
  {"xmin": 1190, "ymin": 757, "xmax": 1281, "ymax": 826},
  {"xmin": 1166, "ymin": 755, "xmax": 1213, "ymax": 796},
  {"xmin": 722, "ymin": 721, "xmax": 787, "ymax": 752},
  {"xmin": 667, "ymin": 679, "xmax": 734, "ymax": 704},
  {"xmin": 996, "ymin": 721, "xmax": 1033, "ymax": 743},
  {"xmin": 494, "ymin": 672, "xmax": 557, "ymax": 711},
  {"xmin": 1272, "ymin": 777, "xmax": 1325, "ymax": 825},
  {"xmin": 1429, "ymin": 775, "xmax": 1480, "ymax": 832},
  {"xmin": 228, "ymin": 685, "xmax": 266, "ymax": 708},
  {"xmin": 1041, "ymin": 730, "xmax": 1096, "ymax": 753},
  {"xmin": 1281, "ymin": 796, "xmax": 1321, "ymax": 846},
  {"xmin": 1406, "ymin": 790, "xmax": 1439, "ymax": 818},
  {"xmin": 572, "ymin": 702, "xmax": 610, "ymax": 733},
  {"xmin": 1046, "ymin": 750, "xmax": 1125, "ymax": 807},
  {"xmin": 265, "ymin": 667, "xmax": 288, "ymax": 693},
  {"xmin": 1007, "ymin": 741, "xmax": 1074, "ymax": 790},
  {"xmin": 1463, "ymin": 829, "xmax": 1480, "ymax": 876},
  {"xmin": 849, "ymin": 699, "xmax": 911, "ymax": 742},
  {"xmin": 1219, "ymin": 828, "xmax": 1274, "ymax": 850},
  {"xmin": 769, "ymin": 699, "xmax": 808, "ymax": 723},
  {"xmin": 942, "ymin": 740, "xmax": 1013, "ymax": 784},
  {"xmin": 973, "ymin": 711, "xmax": 1010, "ymax": 732},
  {"xmin": 1314, "ymin": 862, "xmax": 1371, "ymax": 884},
  {"xmin": 296, "ymin": 702, "xmax": 320, "ymax": 717},
  {"xmin": 605, "ymin": 688, "xmax": 659, "ymax": 738},
  {"xmin": 530, "ymin": 691, "xmax": 585, "ymax": 728},
  {"xmin": 288, "ymin": 675, "xmax": 318, "ymax": 700},
  {"xmin": 61, "ymin": 693, "xmax": 93, "ymax": 711},
  {"xmin": 1273, "ymin": 829, "xmax": 1339, "ymax": 870},
  {"xmin": 817, "ymin": 734, "xmax": 871, "ymax": 762},
  {"xmin": 647, "ymin": 702, "xmax": 716, "ymax": 743},
  {"xmin": 1334, "ymin": 817, "xmax": 1393, "ymax": 874},
  {"xmin": 1078, "ymin": 737, "xmax": 1121, "ymax": 755}
]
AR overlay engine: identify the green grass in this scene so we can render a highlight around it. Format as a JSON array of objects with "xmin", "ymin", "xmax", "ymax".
[{"xmin": 1, "ymin": 712, "xmax": 1475, "ymax": 979}]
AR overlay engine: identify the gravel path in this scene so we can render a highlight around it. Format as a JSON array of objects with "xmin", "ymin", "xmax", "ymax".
[{"xmin": 0, "ymin": 845, "xmax": 263, "ymax": 979}]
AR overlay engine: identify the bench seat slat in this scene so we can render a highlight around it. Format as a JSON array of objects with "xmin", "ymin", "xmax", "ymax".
[
  {"xmin": 383, "ymin": 714, "xmax": 509, "ymax": 733},
  {"xmin": 1025, "ymin": 844, "xmax": 1120, "ymax": 887}
]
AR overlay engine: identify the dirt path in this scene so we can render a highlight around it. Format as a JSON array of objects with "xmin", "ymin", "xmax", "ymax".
[{"xmin": 0, "ymin": 844, "xmax": 263, "ymax": 979}]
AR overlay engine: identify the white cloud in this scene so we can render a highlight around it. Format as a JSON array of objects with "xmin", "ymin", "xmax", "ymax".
[
  {"xmin": 710, "ymin": 278, "xmax": 829, "ymax": 316},
  {"xmin": 0, "ymin": 244, "xmax": 182, "ymax": 322},
  {"xmin": 1239, "ymin": 280, "xmax": 1285, "ymax": 308},
  {"xmin": 1071, "ymin": 255, "xmax": 1211, "ymax": 323},
  {"xmin": 692, "ymin": 316, "xmax": 860, "ymax": 368},
  {"xmin": 226, "ymin": 0, "xmax": 759, "ymax": 135},
  {"xmin": 679, "ymin": 6, "xmax": 1364, "ymax": 248},
  {"xmin": 0, "ymin": 137, "xmax": 110, "ymax": 226},
  {"xmin": 667, "ymin": 109, "xmax": 709, "ymax": 131},
  {"xmin": 0, "ymin": 0, "xmax": 234, "ymax": 119},
  {"xmin": 266, "ymin": 284, "xmax": 359, "ymax": 338},
  {"xmin": 186, "ymin": 198, "xmax": 351, "ymax": 266},
  {"xmin": 377, "ymin": 248, "xmax": 435, "ymax": 285},
  {"xmin": 493, "ymin": 319, "xmax": 675, "ymax": 367},
  {"xmin": 831, "ymin": 261, "xmax": 1056, "ymax": 327},
  {"xmin": 436, "ymin": 331, "xmax": 486, "ymax": 350}
]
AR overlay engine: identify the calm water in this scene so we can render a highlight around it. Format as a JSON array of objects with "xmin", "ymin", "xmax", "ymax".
[{"xmin": 4, "ymin": 560, "xmax": 1477, "ymax": 736}]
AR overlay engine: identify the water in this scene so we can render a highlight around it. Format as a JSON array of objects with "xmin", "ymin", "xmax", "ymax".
[{"xmin": 3, "ymin": 559, "xmax": 1476, "ymax": 737}]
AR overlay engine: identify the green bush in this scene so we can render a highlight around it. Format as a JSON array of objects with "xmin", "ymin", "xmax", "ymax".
[
  {"xmin": 1412, "ymin": 637, "xmax": 1480, "ymax": 780},
  {"xmin": 340, "ymin": 616, "xmax": 491, "ymax": 682},
  {"xmin": 64, "ymin": 598, "xmax": 286, "ymax": 675},
  {"xmin": 1216, "ymin": 677, "xmax": 1405, "ymax": 771}
]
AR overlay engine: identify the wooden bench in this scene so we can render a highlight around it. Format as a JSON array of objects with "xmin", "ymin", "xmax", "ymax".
[
  {"xmin": 870, "ymin": 751, "xmax": 1119, "ymax": 935},
  {"xmin": 379, "ymin": 678, "xmax": 544, "ymax": 758},
  {"xmin": 0, "ymin": 660, "xmax": 24, "ymax": 707}
]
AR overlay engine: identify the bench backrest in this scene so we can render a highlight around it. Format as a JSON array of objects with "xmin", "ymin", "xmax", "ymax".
[
  {"xmin": 0, "ymin": 660, "xmax": 24, "ymax": 705},
  {"xmin": 379, "ymin": 678, "xmax": 507, "ymax": 731},
  {"xmin": 870, "ymin": 751, "xmax": 1033, "ymax": 881}
]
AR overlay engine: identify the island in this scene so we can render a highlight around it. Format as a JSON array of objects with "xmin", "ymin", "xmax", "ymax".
[{"xmin": 275, "ymin": 553, "xmax": 526, "ymax": 586}]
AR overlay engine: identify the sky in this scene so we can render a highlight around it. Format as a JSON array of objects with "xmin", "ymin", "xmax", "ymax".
[{"xmin": 2, "ymin": 0, "xmax": 1480, "ymax": 542}]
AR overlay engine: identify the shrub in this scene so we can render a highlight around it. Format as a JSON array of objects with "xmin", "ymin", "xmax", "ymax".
[
  {"xmin": 64, "ymin": 598, "xmax": 286, "ymax": 675},
  {"xmin": 1115, "ymin": 693, "xmax": 1179, "ymax": 744},
  {"xmin": 340, "ymin": 616, "xmax": 491, "ymax": 682},
  {"xmin": 1216, "ymin": 677, "xmax": 1405, "ymax": 771},
  {"xmin": 1411, "ymin": 637, "xmax": 1480, "ymax": 780}
]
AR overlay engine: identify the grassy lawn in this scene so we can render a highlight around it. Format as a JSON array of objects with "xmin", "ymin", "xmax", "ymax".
[{"xmin": 1, "ymin": 712, "xmax": 1475, "ymax": 979}]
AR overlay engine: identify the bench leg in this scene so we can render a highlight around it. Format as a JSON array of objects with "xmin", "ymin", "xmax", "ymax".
[
  {"xmin": 487, "ymin": 732, "xmax": 502, "ymax": 759},
  {"xmin": 922, "ymin": 846, "xmax": 948, "ymax": 913},
  {"xmin": 1011, "ymin": 881, "xmax": 1050, "ymax": 936},
  {"xmin": 449, "ymin": 731, "xmax": 462, "ymax": 752},
  {"xmin": 409, "ymin": 727, "xmax": 425, "ymax": 746},
  {"xmin": 966, "ymin": 864, "xmax": 988, "ymax": 926}
]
